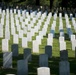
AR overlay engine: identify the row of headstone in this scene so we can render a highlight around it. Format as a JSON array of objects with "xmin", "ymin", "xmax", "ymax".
[
  {"xmin": 59, "ymin": 36, "xmax": 68, "ymax": 61},
  {"xmin": 1, "ymin": 17, "xmax": 48, "ymax": 53},
  {"xmin": 59, "ymin": 37, "xmax": 70, "ymax": 75},
  {"xmin": 50, "ymin": 20, "xmax": 56, "ymax": 37},
  {"xmin": 1, "ymin": 9, "xmax": 49, "ymax": 51},
  {"xmin": 59, "ymin": 18, "xmax": 70, "ymax": 75},
  {"xmin": 1, "ymin": 12, "xmax": 72, "ymax": 75},
  {"xmin": 32, "ymin": 13, "xmax": 51, "ymax": 53},
  {"xmin": 17, "ymin": 53, "xmax": 49, "ymax": 75},
  {"xmin": 2, "ymin": 48, "xmax": 70, "ymax": 75},
  {"xmin": 3, "ymin": 47, "xmax": 32, "ymax": 75},
  {"xmin": 59, "ymin": 13, "xmax": 64, "ymax": 36},
  {"xmin": 65, "ymin": 14, "xmax": 76, "ymax": 51},
  {"xmin": 65, "ymin": 14, "xmax": 73, "ymax": 38},
  {"xmin": 46, "ymin": 14, "xmax": 56, "ymax": 58}
]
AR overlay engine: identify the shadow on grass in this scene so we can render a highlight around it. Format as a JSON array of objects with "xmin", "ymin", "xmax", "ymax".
[
  {"xmin": 0, "ymin": 54, "xmax": 76, "ymax": 75},
  {"xmin": 0, "ymin": 53, "xmax": 3, "ymax": 67},
  {"xmin": 53, "ymin": 33, "xmax": 70, "ymax": 41}
]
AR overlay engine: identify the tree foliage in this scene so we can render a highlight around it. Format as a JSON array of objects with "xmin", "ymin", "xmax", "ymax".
[{"xmin": 1, "ymin": 0, "xmax": 76, "ymax": 8}]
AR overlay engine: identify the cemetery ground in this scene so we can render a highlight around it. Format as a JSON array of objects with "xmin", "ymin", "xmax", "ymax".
[{"xmin": 0, "ymin": 14, "xmax": 76, "ymax": 75}]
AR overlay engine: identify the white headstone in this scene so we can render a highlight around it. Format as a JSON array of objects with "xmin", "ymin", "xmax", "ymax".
[
  {"xmin": 47, "ymin": 37, "xmax": 53, "ymax": 46},
  {"xmin": 14, "ymin": 9, "xmax": 16, "ymax": 14},
  {"xmin": 3, "ymin": 10, "xmax": 5, "ymax": 15},
  {"xmin": 71, "ymin": 35, "xmax": 75, "ymax": 41},
  {"xmin": 60, "ymin": 41, "xmax": 66, "ymax": 51},
  {"xmin": 2, "ymin": 39, "xmax": 9, "ymax": 52},
  {"xmin": 59, "ymin": 36, "xmax": 65, "ymax": 42},
  {"xmin": 71, "ymin": 40, "xmax": 76, "ymax": 51},
  {"xmin": 32, "ymin": 40, "xmax": 39, "ymax": 53},
  {"xmin": 48, "ymin": 33, "xmax": 53, "ymax": 38},
  {"xmin": 36, "ymin": 36, "xmax": 42, "ymax": 45},
  {"xmin": 19, "ymin": 30, "xmax": 23, "ymax": 38},
  {"xmin": 1, "ymin": 18, "xmax": 4, "ymax": 25},
  {"xmin": 27, "ymin": 32, "xmax": 32, "ymax": 42},
  {"xmin": 6, "ymin": 74, "xmax": 15, "ymax": 75},
  {"xmin": 13, "ymin": 34, "xmax": 19, "ymax": 44},
  {"xmin": 17, "ymin": 25, "xmax": 21, "ymax": 32},
  {"xmin": 22, "ymin": 37, "xmax": 28, "ymax": 48},
  {"xmin": 60, "ymin": 32, "xmax": 64, "ymax": 36},
  {"xmin": 5, "ymin": 31, "xmax": 10, "ymax": 40},
  {"xmin": 10, "ymin": 9, "xmax": 13, "ymax": 14},
  {"xmin": 16, "ymin": 19, "xmax": 19, "ymax": 26},
  {"xmin": 0, "ymin": 8, "xmax": 2, "ymax": 14},
  {"xmin": 11, "ymin": 27, "xmax": 15, "ymax": 35},
  {"xmin": 0, "ymin": 24, "xmax": 3, "ymax": 37},
  {"xmin": 37, "ymin": 67, "xmax": 50, "ymax": 75}
]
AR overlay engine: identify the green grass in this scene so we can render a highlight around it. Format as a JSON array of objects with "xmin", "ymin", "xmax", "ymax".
[{"xmin": 0, "ymin": 14, "xmax": 76, "ymax": 75}]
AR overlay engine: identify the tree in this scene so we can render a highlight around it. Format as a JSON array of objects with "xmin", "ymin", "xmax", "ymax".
[
  {"xmin": 50, "ymin": 0, "xmax": 54, "ymax": 9},
  {"xmin": 25, "ymin": 0, "xmax": 35, "ymax": 5},
  {"xmin": 36, "ymin": 0, "xmax": 40, "ymax": 6}
]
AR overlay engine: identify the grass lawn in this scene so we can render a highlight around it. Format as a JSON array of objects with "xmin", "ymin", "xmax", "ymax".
[{"xmin": 0, "ymin": 13, "xmax": 76, "ymax": 75}]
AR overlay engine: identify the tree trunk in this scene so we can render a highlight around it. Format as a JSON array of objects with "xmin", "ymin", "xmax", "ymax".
[
  {"xmin": 36, "ymin": 0, "xmax": 40, "ymax": 6},
  {"xmin": 50, "ymin": 0, "xmax": 54, "ymax": 9}
]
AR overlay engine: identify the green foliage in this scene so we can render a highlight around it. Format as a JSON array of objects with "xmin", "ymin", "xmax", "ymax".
[
  {"xmin": 68, "ymin": 0, "xmax": 76, "ymax": 8},
  {"xmin": 25, "ymin": 0, "xmax": 35, "ymax": 5},
  {"xmin": 1, "ymin": 0, "xmax": 76, "ymax": 8},
  {"xmin": 53, "ymin": 0, "xmax": 62, "ymax": 8},
  {"xmin": 40, "ymin": 0, "xmax": 50, "ymax": 6}
]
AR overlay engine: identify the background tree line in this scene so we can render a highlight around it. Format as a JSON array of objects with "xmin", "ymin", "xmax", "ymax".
[{"xmin": 0, "ymin": 0, "xmax": 76, "ymax": 8}]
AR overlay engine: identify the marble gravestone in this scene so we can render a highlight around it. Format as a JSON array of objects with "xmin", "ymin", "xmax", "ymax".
[
  {"xmin": 14, "ymin": 9, "xmax": 16, "ymax": 14},
  {"xmin": 24, "ymin": 48, "xmax": 32, "ymax": 62},
  {"xmin": 60, "ymin": 32, "xmax": 64, "ymax": 37},
  {"xmin": 71, "ymin": 40, "xmax": 76, "ymax": 50},
  {"xmin": 2, "ymin": 39, "xmax": 9, "ymax": 52},
  {"xmin": 39, "ymin": 54, "xmax": 48, "ymax": 67},
  {"xmin": 36, "ymin": 36, "xmax": 42, "ymax": 45},
  {"xmin": 19, "ymin": 30, "xmax": 23, "ymax": 38},
  {"xmin": 59, "ymin": 36, "xmax": 64, "ymax": 42},
  {"xmin": 22, "ymin": 37, "xmax": 28, "ymax": 48},
  {"xmin": 71, "ymin": 35, "xmax": 75, "ymax": 41},
  {"xmin": 37, "ymin": 67, "xmax": 50, "ymax": 75},
  {"xmin": 45, "ymin": 45, "xmax": 52, "ymax": 58},
  {"xmin": 11, "ymin": 44, "xmax": 18, "ymax": 57},
  {"xmin": 32, "ymin": 40, "xmax": 39, "ymax": 53},
  {"xmin": 1, "ymin": 18, "xmax": 4, "ymax": 25},
  {"xmin": 47, "ymin": 37, "xmax": 53, "ymax": 46},
  {"xmin": 17, "ymin": 60, "xmax": 28, "ymax": 75},
  {"xmin": 59, "ymin": 61, "xmax": 70, "ymax": 75},
  {"xmin": 60, "ymin": 50, "xmax": 68, "ymax": 61},
  {"xmin": 60, "ymin": 41, "xmax": 66, "ymax": 51},
  {"xmin": 3, "ymin": 52, "xmax": 12, "ymax": 68},
  {"xmin": 27, "ymin": 32, "xmax": 32, "ymax": 42},
  {"xmin": 6, "ymin": 74, "xmax": 15, "ymax": 75},
  {"xmin": 13, "ymin": 34, "xmax": 19, "ymax": 44},
  {"xmin": 0, "ymin": 8, "xmax": 2, "ymax": 14},
  {"xmin": 0, "ymin": 24, "xmax": 3, "ymax": 38}
]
